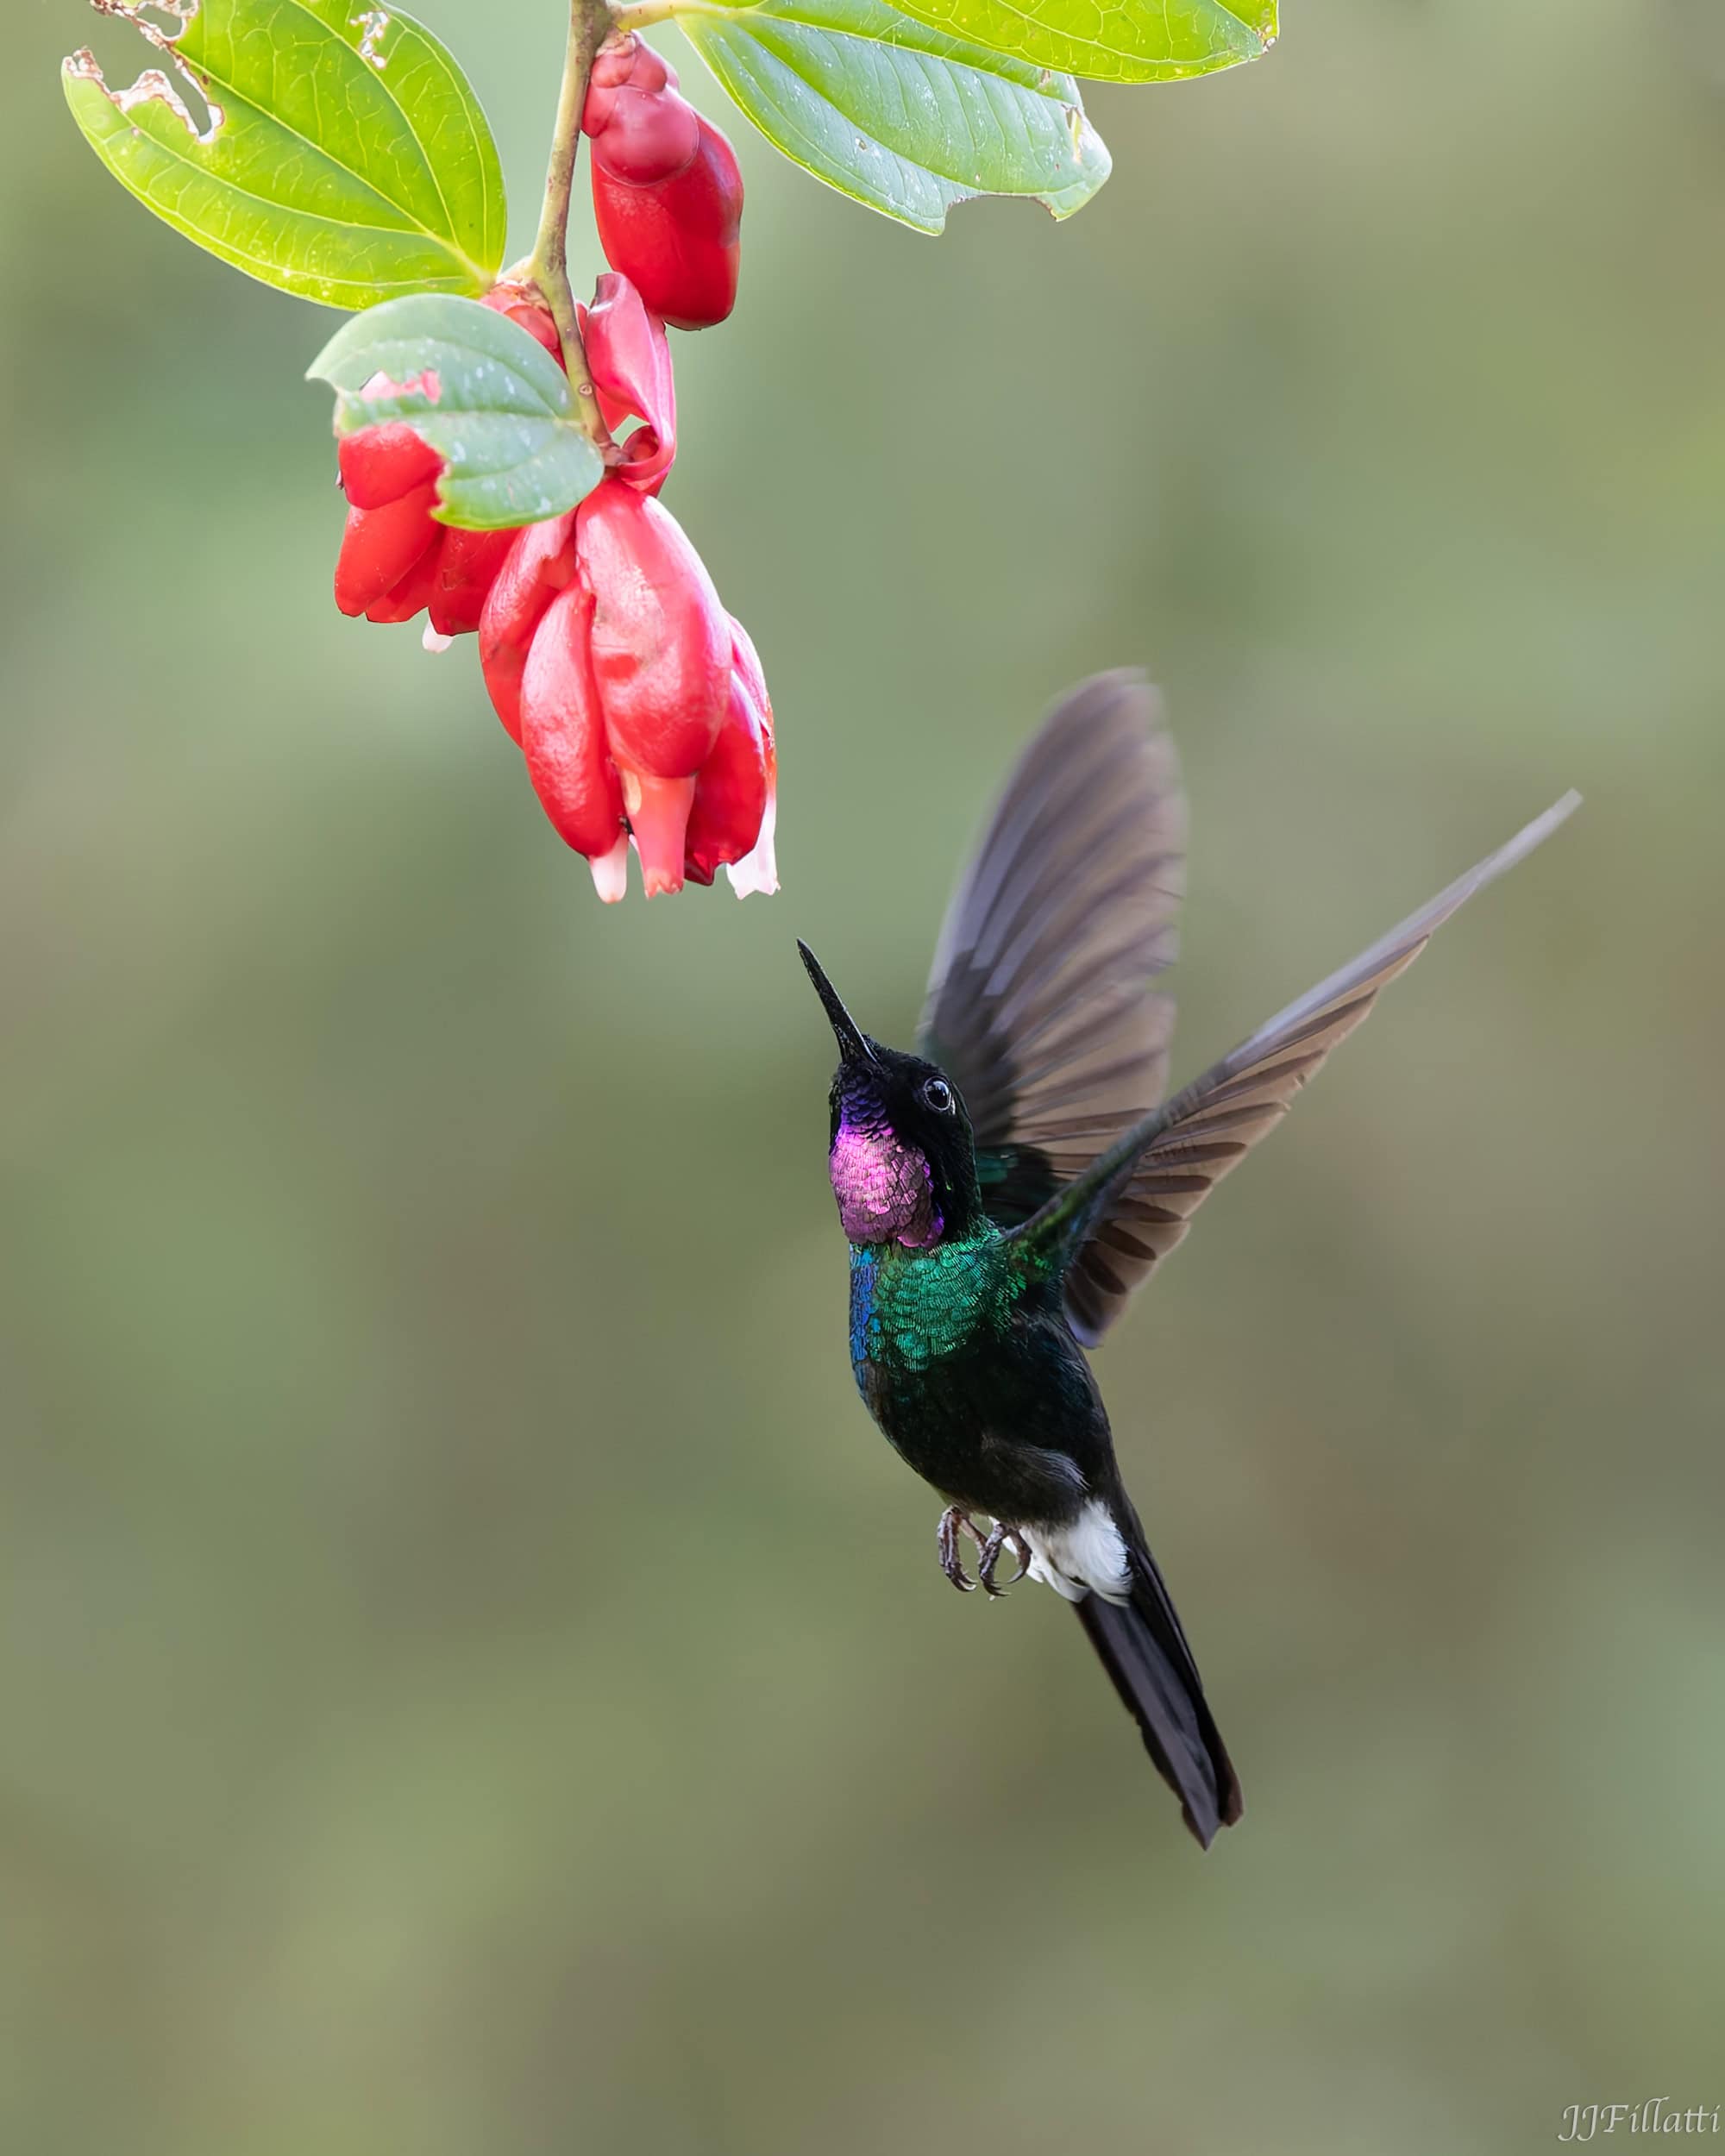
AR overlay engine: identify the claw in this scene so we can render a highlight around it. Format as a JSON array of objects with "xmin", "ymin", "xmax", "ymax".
[
  {"xmin": 939, "ymin": 1510, "xmax": 1032, "ymax": 1596},
  {"xmin": 938, "ymin": 1506, "xmax": 975, "ymax": 1593},
  {"xmin": 976, "ymin": 1521, "xmax": 1009, "ymax": 1597},
  {"xmin": 975, "ymin": 1522, "xmax": 1032, "ymax": 1597}
]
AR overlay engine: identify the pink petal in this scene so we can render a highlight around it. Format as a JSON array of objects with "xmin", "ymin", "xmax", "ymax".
[{"xmin": 581, "ymin": 273, "xmax": 676, "ymax": 488}]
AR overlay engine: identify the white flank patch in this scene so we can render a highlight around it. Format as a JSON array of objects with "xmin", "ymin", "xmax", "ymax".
[{"xmin": 1021, "ymin": 1499, "xmax": 1132, "ymax": 1606}]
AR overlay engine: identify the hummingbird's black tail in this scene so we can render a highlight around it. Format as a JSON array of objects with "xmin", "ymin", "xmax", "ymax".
[{"xmin": 1075, "ymin": 1526, "xmax": 1243, "ymax": 1849}]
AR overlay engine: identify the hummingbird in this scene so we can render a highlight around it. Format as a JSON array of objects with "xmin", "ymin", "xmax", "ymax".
[{"xmin": 798, "ymin": 673, "xmax": 1578, "ymax": 1848}]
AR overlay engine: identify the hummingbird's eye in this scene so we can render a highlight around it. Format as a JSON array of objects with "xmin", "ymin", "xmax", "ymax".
[{"xmin": 922, "ymin": 1077, "xmax": 955, "ymax": 1113}]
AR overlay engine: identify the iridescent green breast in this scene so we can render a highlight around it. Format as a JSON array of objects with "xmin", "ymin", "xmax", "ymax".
[{"xmin": 849, "ymin": 1229, "xmax": 1018, "ymax": 1376}]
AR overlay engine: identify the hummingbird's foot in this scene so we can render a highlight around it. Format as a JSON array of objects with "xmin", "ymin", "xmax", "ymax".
[
  {"xmin": 975, "ymin": 1521, "xmax": 1032, "ymax": 1599},
  {"xmin": 937, "ymin": 1506, "xmax": 988, "ymax": 1593}
]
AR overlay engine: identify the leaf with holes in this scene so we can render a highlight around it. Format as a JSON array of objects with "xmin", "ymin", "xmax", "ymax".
[
  {"xmin": 308, "ymin": 294, "xmax": 605, "ymax": 530},
  {"xmin": 673, "ymin": 0, "xmax": 1111, "ymax": 232},
  {"xmin": 63, "ymin": 0, "xmax": 506, "ymax": 310},
  {"xmin": 858, "ymin": 0, "xmax": 1278, "ymax": 85}
]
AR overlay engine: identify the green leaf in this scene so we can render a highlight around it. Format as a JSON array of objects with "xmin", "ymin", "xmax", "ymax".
[
  {"xmin": 673, "ymin": 0, "xmax": 1111, "ymax": 233},
  {"xmin": 860, "ymin": 0, "xmax": 1276, "ymax": 85},
  {"xmin": 63, "ymin": 0, "xmax": 506, "ymax": 310},
  {"xmin": 308, "ymin": 294, "xmax": 604, "ymax": 530}
]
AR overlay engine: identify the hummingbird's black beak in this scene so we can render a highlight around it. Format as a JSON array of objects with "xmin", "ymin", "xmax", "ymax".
[{"xmin": 797, "ymin": 940, "xmax": 876, "ymax": 1065}]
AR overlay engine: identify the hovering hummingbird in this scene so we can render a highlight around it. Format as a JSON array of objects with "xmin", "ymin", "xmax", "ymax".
[{"xmin": 798, "ymin": 673, "xmax": 1578, "ymax": 1849}]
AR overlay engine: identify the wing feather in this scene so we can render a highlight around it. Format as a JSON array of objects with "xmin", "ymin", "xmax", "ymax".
[
  {"xmin": 1023, "ymin": 791, "xmax": 1583, "ymax": 1343},
  {"xmin": 919, "ymin": 673, "xmax": 1186, "ymax": 1228}
]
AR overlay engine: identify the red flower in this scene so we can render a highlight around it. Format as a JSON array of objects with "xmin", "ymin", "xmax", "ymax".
[
  {"xmin": 483, "ymin": 280, "xmax": 562, "ymax": 358},
  {"xmin": 480, "ymin": 478, "xmax": 776, "ymax": 901},
  {"xmin": 580, "ymin": 272, "xmax": 677, "ymax": 492},
  {"xmin": 330, "ymin": 274, "xmax": 685, "ymax": 636},
  {"xmin": 331, "ymin": 287, "xmax": 564, "ymax": 641},
  {"xmin": 687, "ymin": 616, "xmax": 777, "ymax": 893},
  {"xmin": 332, "ymin": 423, "xmax": 515, "ymax": 636},
  {"xmin": 328, "ymin": 265, "xmax": 774, "ymax": 899},
  {"xmin": 583, "ymin": 36, "xmax": 743, "ymax": 332}
]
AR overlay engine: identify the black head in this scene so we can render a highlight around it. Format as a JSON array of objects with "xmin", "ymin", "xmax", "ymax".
[{"xmin": 797, "ymin": 941, "xmax": 981, "ymax": 1249}]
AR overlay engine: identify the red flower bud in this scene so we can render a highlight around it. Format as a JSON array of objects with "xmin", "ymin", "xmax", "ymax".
[
  {"xmin": 586, "ymin": 60, "xmax": 743, "ymax": 331},
  {"xmin": 519, "ymin": 580, "xmax": 627, "ymax": 869},
  {"xmin": 478, "ymin": 510, "xmax": 579, "ymax": 743},
  {"xmin": 338, "ymin": 423, "xmax": 443, "ymax": 511},
  {"xmin": 479, "ymin": 478, "xmax": 774, "ymax": 901},
  {"xmin": 684, "ymin": 667, "xmax": 770, "ymax": 887},
  {"xmin": 582, "ymin": 34, "xmax": 675, "ymax": 140},
  {"xmin": 334, "ymin": 475, "xmax": 440, "ymax": 617},
  {"xmin": 333, "ymin": 288, "xmax": 574, "ymax": 635},
  {"xmin": 580, "ymin": 273, "xmax": 677, "ymax": 490},
  {"xmin": 590, "ymin": 84, "xmax": 701, "ymax": 185},
  {"xmin": 577, "ymin": 479, "xmax": 730, "ymax": 780},
  {"xmin": 427, "ymin": 525, "xmax": 516, "ymax": 639},
  {"xmin": 361, "ymin": 531, "xmax": 442, "ymax": 626},
  {"xmin": 702, "ymin": 616, "xmax": 779, "ymax": 897},
  {"xmin": 727, "ymin": 612, "xmax": 769, "ymax": 721},
  {"xmin": 480, "ymin": 282, "xmax": 561, "ymax": 358}
]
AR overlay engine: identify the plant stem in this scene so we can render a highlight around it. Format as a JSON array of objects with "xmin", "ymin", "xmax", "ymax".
[{"xmin": 526, "ymin": 0, "xmax": 617, "ymax": 455}]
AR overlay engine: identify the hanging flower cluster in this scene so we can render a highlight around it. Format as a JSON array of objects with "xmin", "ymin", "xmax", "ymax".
[
  {"xmin": 65, "ymin": 0, "xmax": 1276, "ymax": 916},
  {"xmin": 328, "ymin": 42, "xmax": 772, "ymax": 904}
]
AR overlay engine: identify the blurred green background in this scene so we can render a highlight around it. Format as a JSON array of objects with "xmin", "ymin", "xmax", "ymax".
[{"xmin": 3, "ymin": 1, "xmax": 1722, "ymax": 2148}]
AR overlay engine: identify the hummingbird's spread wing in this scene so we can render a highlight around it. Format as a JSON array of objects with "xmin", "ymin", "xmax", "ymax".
[
  {"xmin": 1015, "ymin": 790, "xmax": 1583, "ymax": 1344},
  {"xmin": 919, "ymin": 672, "xmax": 1187, "ymax": 1231}
]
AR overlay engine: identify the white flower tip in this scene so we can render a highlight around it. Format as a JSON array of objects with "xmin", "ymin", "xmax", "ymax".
[
  {"xmin": 588, "ymin": 834, "xmax": 630, "ymax": 904},
  {"xmin": 422, "ymin": 624, "xmax": 454, "ymax": 654},
  {"xmin": 725, "ymin": 793, "xmax": 779, "ymax": 899},
  {"xmin": 725, "ymin": 859, "xmax": 779, "ymax": 899}
]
